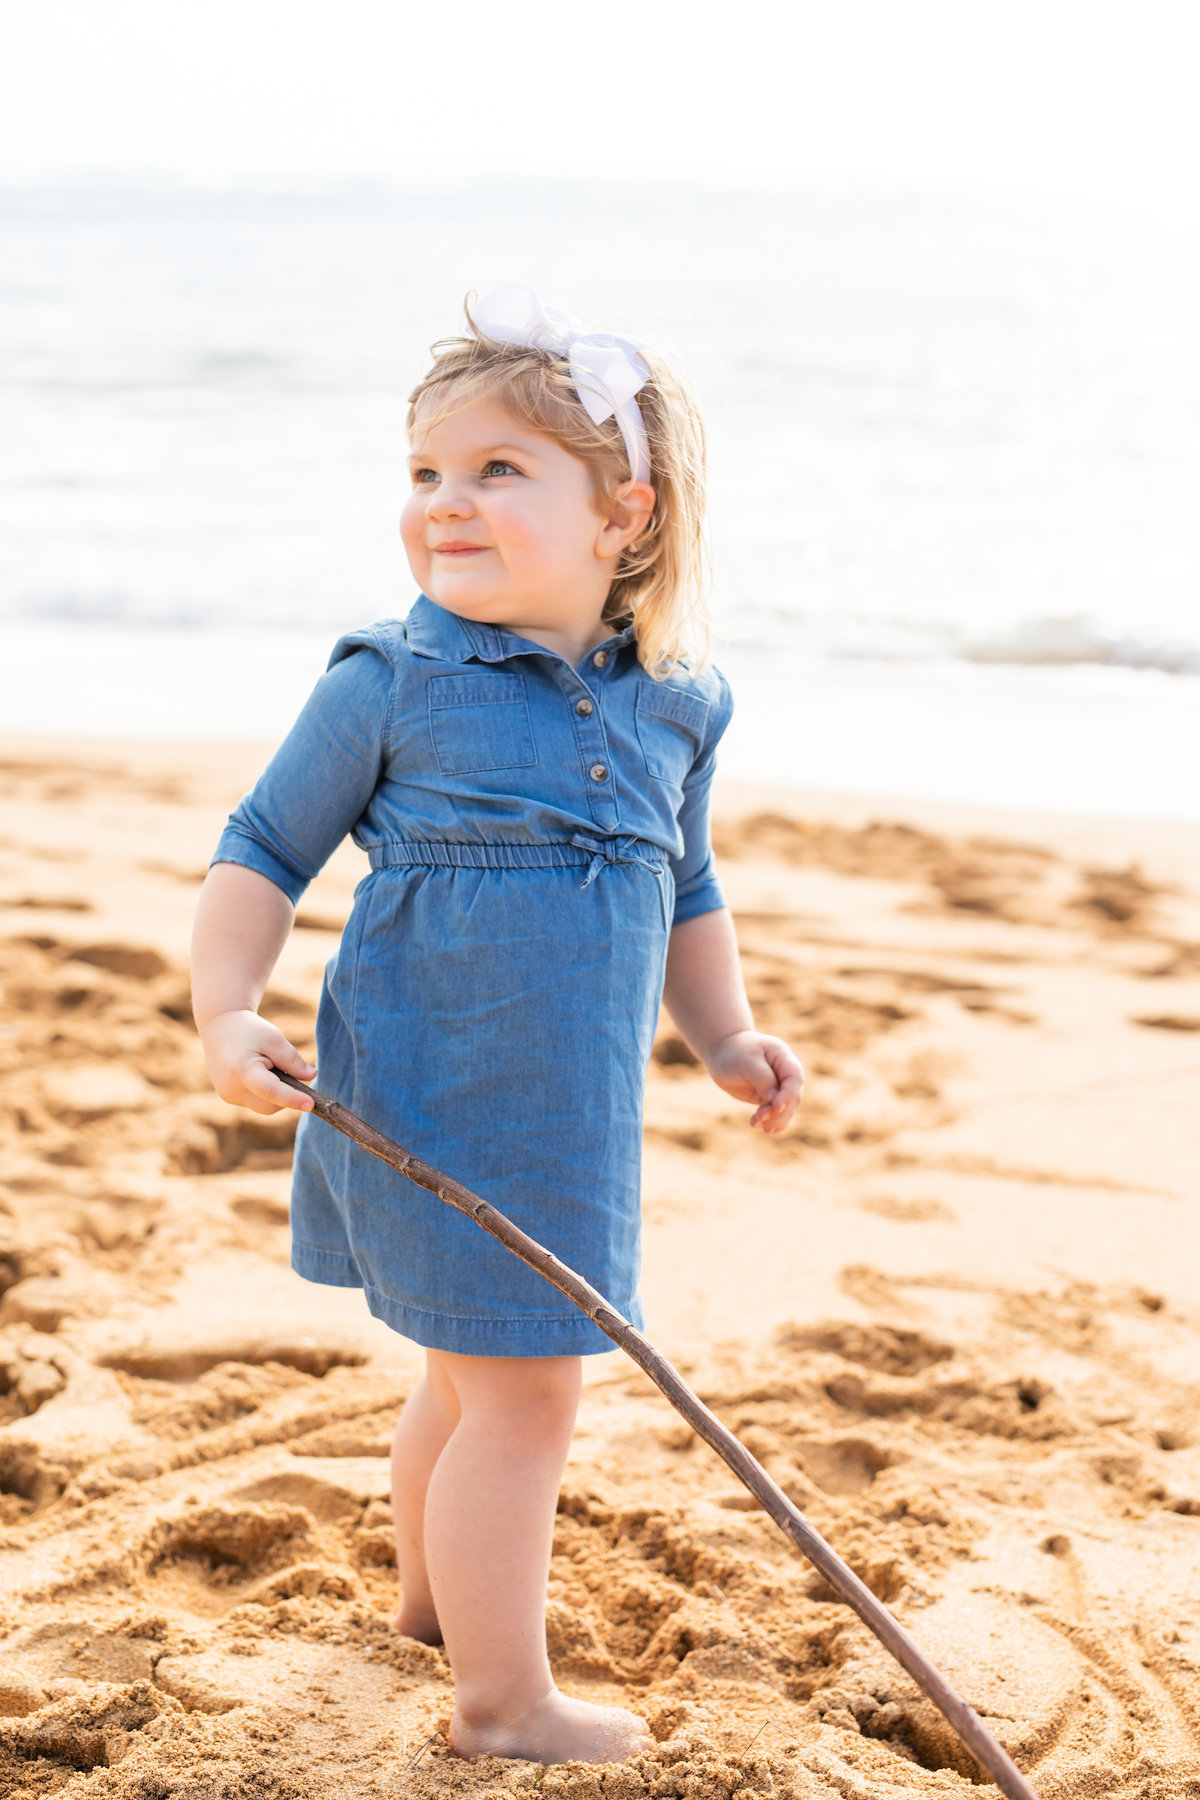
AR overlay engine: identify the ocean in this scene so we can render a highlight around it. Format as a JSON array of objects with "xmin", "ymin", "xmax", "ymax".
[{"xmin": 3, "ymin": 179, "xmax": 1198, "ymax": 817}]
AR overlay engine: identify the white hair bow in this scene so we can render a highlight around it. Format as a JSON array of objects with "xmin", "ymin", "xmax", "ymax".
[{"xmin": 471, "ymin": 282, "xmax": 652, "ymax": 484}]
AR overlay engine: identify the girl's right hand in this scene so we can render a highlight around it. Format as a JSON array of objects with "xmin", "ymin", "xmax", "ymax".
[{"xmin": 198, "ymin": 1008, "xmax": 316, "ymax": 1115}]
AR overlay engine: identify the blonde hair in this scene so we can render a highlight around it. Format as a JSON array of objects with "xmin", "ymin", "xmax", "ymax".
[{"xmin": 406, "ymin": 297, "xmax": 711, "ymax": 678}]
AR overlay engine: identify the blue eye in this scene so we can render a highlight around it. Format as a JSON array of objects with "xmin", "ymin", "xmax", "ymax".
[
  {"xmin": 412, "ymin": 468, "xmax": 439, "ymax": 484},
  {"xmin": 483, "ymin": 459, "xmax": 520, "ymax": 477}
]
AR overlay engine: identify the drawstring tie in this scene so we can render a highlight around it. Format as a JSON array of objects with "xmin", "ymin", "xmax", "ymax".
[{"xmin": 570, "ymin": 832, "xmax": 649, "ymax": 890}]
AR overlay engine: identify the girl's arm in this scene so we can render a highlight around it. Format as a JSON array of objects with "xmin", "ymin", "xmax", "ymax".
[
  {"xmin": 662, "ymin": 907, "xmax": 803, "ymax": 1135},
  {"xmin": 191, "ymin": 863, "xmax": 316, "ymax": 1115},
  {"xmin": 191, "ymin": 635, "xmax": 395, "ymax": 1116}
]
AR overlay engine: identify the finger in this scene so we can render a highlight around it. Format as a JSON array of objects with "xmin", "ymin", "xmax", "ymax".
[
  {"xmin": 745, "ymin": 1051, "xmax": 784, "ymax": 1105},
  {"xmin": 267, "ymin": 1036, "xmax": 317, "ymax": 1081},
  {"xmin": 751, "ymin": 1071, "xmax": 804, "ymax": 1131},
  {"xmin": 223, "ymin": 1089, "xmax": 283, "ymax": 1117},
  {"xmin": 754, "ymin": 1047, "xmax": 804, "ymax": 1111},
  {"xmin": 768, "ymin": 1071, "xmax": 805, "ymax": 1111},
  {"xmin": 243, "ymin": 1058, "xmax": 314, "ymax": 1113},
  {"xmin": 769, "ymin": 1072, "xmax": 804, "ymax": 1116},
  {"xmin": 763, "ymin": 1040, "xmax": 805, "ymax": 1088}
]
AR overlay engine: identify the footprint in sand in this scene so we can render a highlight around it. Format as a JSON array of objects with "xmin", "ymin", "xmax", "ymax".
[{"xmin": 143, "ymin": 1502, "xmax": 327, "ymax": 1612}]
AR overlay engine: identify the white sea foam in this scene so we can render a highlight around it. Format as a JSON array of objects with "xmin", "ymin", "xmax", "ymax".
[{"xmin": 962, "ymin": 616, "xmax": 1200, "ymax": 676}]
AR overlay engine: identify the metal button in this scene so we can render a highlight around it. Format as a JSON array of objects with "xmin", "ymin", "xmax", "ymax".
[
  {"xmin": 575, "ymin": 697, "xmax": 594, "ymax": 717},
  {"xmin": 592, "ymin": 650, "xmax": 608, "ymax": 669},
  {"xmin": 589, "ymin": 763, "xmax": 608, "ymax": 783}
]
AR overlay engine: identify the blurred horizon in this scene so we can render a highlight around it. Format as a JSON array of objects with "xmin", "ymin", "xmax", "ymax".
[{"xmin": 4, "ymin": 1, "xmax": 1199, "ymax": 211}]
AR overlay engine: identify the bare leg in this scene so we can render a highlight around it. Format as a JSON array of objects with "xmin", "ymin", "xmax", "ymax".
[
  {"xmin": 424, "ymin": 1350, "xmax": 652, "ymax": 1766},
  {"xmin": 390, "ymin": 1356, "xmax": 459, "ymax": 1643}
]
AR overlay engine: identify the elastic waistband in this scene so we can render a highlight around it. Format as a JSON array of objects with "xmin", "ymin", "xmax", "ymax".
[{"xmin": 367, "ymin": 837, "xmax": 665, "ymax": 874}]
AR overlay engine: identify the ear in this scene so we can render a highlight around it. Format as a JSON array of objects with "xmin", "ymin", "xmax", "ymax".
[{"xmin": 594, "ymin": 479, "xmax": 656, "ymax": 561}]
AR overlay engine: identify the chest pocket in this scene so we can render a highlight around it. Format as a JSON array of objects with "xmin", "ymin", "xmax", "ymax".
[
  {"xmin": 635, "ymin": 683, "xmax": 710, "ymax": 787},
  {"xmin": 427, "ymin": 672, "xmax": 537, "ymax": 776}
]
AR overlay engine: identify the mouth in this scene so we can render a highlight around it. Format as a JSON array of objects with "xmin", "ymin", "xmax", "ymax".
[{"xmin": 433, "ymin": 542, "xmax": 487, "ymax": 557}]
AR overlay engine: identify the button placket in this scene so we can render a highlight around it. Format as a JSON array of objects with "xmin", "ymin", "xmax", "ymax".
[{"xmin": 559, "ymin": 663, "xmax": 617, "ymax": 830}]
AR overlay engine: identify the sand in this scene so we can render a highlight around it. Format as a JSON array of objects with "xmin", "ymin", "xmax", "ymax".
[{"xmin": 2, "ymin": 737, "xmax": 1200, "ymax": 1799}]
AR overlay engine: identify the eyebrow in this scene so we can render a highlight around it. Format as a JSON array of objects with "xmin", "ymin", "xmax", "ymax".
[{"xmin": 406, "ymin": 443, "xmax": 544, "ymax": 466}]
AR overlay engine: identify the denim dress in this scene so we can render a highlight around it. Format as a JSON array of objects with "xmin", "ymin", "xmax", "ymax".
[{"xmin": 211, "ymin": 594, "xmax": 733, "ymax": 1356}]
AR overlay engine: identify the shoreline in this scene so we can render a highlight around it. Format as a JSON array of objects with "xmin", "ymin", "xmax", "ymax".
[{"xmin": 5, "ymin": 616, "xmax": 1200, "ymax": 823}]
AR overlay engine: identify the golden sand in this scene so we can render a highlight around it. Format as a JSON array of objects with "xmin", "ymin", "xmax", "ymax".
[{"xmin": 2, "ymin": 740, "xmax": 1200, "ymax": 1798}]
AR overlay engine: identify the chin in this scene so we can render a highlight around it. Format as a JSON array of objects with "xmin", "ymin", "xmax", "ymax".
[{"xmin": 426, "ymin": 589, "xmax": 513, "ymax": 625}]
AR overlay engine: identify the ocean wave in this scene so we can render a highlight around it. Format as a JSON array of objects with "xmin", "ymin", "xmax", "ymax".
[
  {"xmin": 726, "ymin": 604, "xmax": 1200, "ymax": 678},
  {"xmin": 5, "ymin": 592, "xmax": 214, "ymax": 630},
  {"xmin": 961, "ymin": 615, "xmax": 1200, "ymax": 676}
]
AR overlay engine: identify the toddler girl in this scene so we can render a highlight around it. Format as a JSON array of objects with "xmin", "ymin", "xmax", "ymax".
[{"xmin": 191, "ymin": 284, "xmax": 804, "ymax": 1767}]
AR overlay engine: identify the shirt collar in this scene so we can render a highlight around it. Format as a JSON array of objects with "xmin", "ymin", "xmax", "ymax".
[{"xmin": 404, "ymin": 592, "xmax": 637, "ymax": 667}]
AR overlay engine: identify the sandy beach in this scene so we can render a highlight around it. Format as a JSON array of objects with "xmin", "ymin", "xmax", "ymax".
[{"xmin": 3, "ymin": 735, "xmax": 1200, "ymax": 1798}]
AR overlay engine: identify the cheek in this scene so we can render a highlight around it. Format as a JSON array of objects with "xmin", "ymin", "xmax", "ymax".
[
  {"xmin": 399, "ymin": 493, "xmax": 428, "ymax": 556},
  {"xmin": 491, "ymin": 496, "xmax": 587, "ymax": 565},
  {"xmin": 479, "ymin": 497, "xmax": 535, "ymax": 561}
]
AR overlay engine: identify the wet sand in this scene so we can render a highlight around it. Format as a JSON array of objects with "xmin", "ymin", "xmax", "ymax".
[{"xmin": 2, "ymin": 737, "xmax": 1200, "ymax": 1798}]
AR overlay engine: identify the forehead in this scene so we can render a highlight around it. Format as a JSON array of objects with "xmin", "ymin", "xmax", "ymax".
[{"xmin": 408, "ymin": 390, "xmax": 549, "ymax": 455}]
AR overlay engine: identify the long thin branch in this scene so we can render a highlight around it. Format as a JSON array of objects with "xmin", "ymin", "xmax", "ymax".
[{"xmin": 273, "ymin": 1069, "xmax": 1040, "ymax": 1800}]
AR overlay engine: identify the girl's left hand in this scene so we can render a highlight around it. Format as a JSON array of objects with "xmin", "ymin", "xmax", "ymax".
[{"xmin": 705, "ymin": 1030, "xmax": 805, "ymax": 1134}]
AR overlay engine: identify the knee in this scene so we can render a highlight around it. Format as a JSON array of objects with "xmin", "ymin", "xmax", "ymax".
[
  {"xmin": 517, "ymin": 1356, "xmax": 582, "ymax": 1427},
  {"xmin": 453, "ymin": 1354, "xmax": 581, "ymax": 1441}
]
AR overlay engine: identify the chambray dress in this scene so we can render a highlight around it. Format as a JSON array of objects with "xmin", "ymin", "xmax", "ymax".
[{"xmin": 211, "ymin": 594, "xmax": 733, "ymax": 1355}]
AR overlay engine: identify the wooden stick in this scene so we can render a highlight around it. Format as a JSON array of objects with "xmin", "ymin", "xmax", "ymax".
[{"xmin": 273, "ymin": 1069, "xmax": 1040, "ymax": 1799}]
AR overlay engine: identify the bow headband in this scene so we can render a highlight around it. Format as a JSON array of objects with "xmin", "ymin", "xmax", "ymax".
[{"xmin": 470, "ymin": 282, "xmax": 652, "ymax": 485}]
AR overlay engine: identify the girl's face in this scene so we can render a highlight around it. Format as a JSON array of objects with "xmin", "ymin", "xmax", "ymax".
[{"xmin": 401, "ymin": 395, "xmax": 650, "ymax": 656}]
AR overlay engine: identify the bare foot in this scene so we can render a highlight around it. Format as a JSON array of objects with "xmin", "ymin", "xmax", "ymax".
[
  {"xmin": 451, "ymin": 1688, "xmax": 653, "ymax": 1765},
  {"xmin": 394, "ymin": 1602, "xmax": 443, "ymax": 1647}
]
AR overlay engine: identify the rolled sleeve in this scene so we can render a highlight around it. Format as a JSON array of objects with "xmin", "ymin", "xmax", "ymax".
[
  {"xmin": 211, "ymin": 821, "xmax": 316, "ymax": 908},
  {"xmin": 668, "ymin": 668, "xmax": 734, "ymax": 926},
  {"xmin": 210, "ymin": 632, "xmax": 395, "ymax": 906}
]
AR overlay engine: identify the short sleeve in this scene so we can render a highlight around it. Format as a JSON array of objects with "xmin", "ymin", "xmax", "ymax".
[
  {"xmin": 209, "ymin": 631, "xmax": 395, "ymax": 906},
  {"xmin": 668, "ymin": 668, "xmax": 734, "ymax": 926}
]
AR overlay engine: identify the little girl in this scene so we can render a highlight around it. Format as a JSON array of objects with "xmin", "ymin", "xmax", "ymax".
[{"xmin": 191, "ymin": 284, "xmax": 804, "ymax": 1768}]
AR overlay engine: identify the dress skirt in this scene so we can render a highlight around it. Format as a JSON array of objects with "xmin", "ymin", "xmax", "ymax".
[{"xmin": 288, "ymin": 839, "xmax": 671, "ymax": 1356}]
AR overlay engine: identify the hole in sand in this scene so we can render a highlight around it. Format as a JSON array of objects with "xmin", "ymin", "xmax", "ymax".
[
  {"xmin": 796, "ymin": 1437, "xmax": 892, "ymax": 1496},
  {"xmin": 807, "ymin": 1555, "xmax": 907, "ymax": 1605},
  {"xmin": 863, "ymin": 1701, "xmax": 989, "ymax": 1783},
  {"xmin": 780, "ymin": 1320, "xmax": 954, "ymax": 1377},
  {"xmin": 0, "ymin": 1441, "xmax": 70, "ymax": 1509},
  {"xmin": 1157, "ymin": 1427, "xmax": 1191, "ymax": 1452},
  {"xmin": 144, "ymin": 1503, "xmax": 323, "ymax": 1609}
]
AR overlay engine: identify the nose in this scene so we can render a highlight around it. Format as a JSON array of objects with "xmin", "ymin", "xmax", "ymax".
[{"xmin": 425, "ymin": 475, "xmax": 475, "ymax": 522}]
